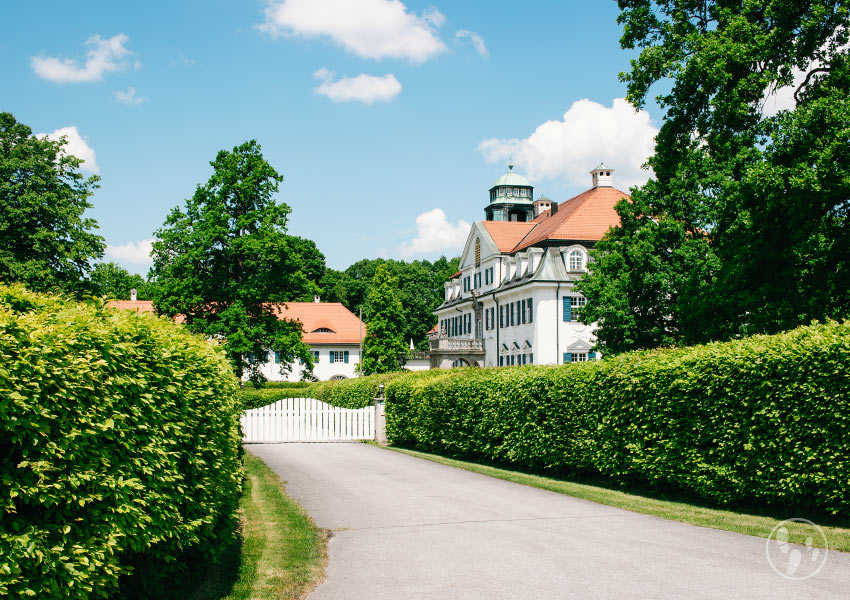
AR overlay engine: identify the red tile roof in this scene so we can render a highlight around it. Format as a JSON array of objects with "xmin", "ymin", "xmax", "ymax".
[
  {"xmin": 271, "ymin": 302, "xmax": 364, "ymax": 345},
  {"xmin": 481, "ymin": 221, "xmax": 538, "ymax": 252},
  {"xmin": 512, "ymin": 186, "xmax": 627, "ymax": 251},
  {"xmin": 107, "ymin": 300, "xmax": 155, "ymax": 313}
]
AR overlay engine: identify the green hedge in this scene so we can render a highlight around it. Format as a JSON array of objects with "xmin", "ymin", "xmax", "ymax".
[
  {"xmin": 0, "ymin": 285, "xmax": 243, "ymax": 598},
  {"xmin": 239, "ymin": 385, "xmax": 315, "ymax": 411},
  {"xmin": 386, "ymin": 322, "xmax": 850, "ymax": 515},
  {"xmin": 309, "ymin": 370, "xmax": 449, "ymax": 409}
]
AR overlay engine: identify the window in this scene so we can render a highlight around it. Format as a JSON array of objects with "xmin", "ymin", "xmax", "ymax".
[
  {"xmin": 499, "ymin": 356, "xmax": 504, "ymax": 366},
  {"xmin": 527, "ymin": 298, "xmax": 533, "ymax": 323},
  {"xmin": 330, "ymin": 351, "xmax": 349, "ymax": 363},
  {"xmin": 563, "ymin": 296, "xmax": 586, "ymax": 322},
  {"xmin": 499, "ymin": 305, "xmax": 504, "ymax": 328},
  {"xmin": 474, "ymin": 272, "xmax": 481, "ymax": 289},
  {"xmin": 312, "ymin": 350, "xmax": 320, "ymax": 362},
  {"xmin": 463, "ymin": 276, "xmax": 470, "ymax": 292},
  {"xmin": 274, "ymin": 351, "xmax": 282, "ymax": 364},
  {"xmin": 521, "ymin": 299, "xmax": 527, "ymax": 324},
  {"xmin": 509, "ymin": 302, "xmax": 515, "ymax": 326},
  {"xmin": 563, "ymin": 352, "xmax": 588, "ymax": 364},
  {"xmin": 568, "ymin": 249, "xmax": 585, "ymax": 271}
]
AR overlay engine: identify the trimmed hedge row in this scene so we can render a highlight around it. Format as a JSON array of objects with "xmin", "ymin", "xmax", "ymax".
[
  {"xmin": 309, "ymin": 370, "xmax": 449, "ymax": 408},
  {"xmin": 239, "ymin": 385, "xmax": 315, "ymax": 410},
  {"xmin": 0, "ymin": 285, "xmax": 243, "ymax": 598},
  {"xmin": 386, "ymin": 322, "xmax": 850, "ymax": 515}
]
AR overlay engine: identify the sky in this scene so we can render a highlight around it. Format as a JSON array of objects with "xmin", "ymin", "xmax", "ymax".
[{"xmin": 2, "ymin": 0, "xmax": 666, "ymax": 275}]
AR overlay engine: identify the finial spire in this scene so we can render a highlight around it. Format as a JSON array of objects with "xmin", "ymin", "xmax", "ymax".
[{"xmin": 508, "ymin": 157, "xmax": 514, "ymax": 171}]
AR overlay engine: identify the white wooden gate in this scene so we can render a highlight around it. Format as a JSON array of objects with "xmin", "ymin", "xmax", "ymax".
[{"xmin": 241, "ymin": 397, "xmax": 374, "ymax": 442}]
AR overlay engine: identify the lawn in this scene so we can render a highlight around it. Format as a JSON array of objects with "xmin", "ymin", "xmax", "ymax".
[{"xmin": 381, "ymin": 445, "xmax": 850, "ymax": 553}]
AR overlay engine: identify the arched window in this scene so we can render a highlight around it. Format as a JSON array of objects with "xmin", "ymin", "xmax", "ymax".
[{"xmin": 568, "ymin": 249, "xmax": 585, "ymax": 271}]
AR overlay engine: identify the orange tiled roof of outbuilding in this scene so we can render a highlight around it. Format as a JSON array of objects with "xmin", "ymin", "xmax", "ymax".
[
  {"xmin": 271, "ymin": 302, "xmax": 364, "ymax": 345},
  {"xmin": 107, "ymin": 300, "xmax": 155, "ymax": 313}
]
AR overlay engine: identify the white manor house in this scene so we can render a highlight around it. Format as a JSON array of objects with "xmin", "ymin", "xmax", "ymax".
[{"xmin": 431, "ymin": 164, "xmax": 626, "ymax": 368}]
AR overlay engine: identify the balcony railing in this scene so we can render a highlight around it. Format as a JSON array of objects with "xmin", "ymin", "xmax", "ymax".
[{"xmin": 429, "ymin": 337, "xmax": 485, "ymax": 352}]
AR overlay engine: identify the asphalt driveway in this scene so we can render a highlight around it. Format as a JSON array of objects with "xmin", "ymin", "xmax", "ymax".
[{"xmin": 248, "ymin": 443, "xmax": 849, "ymax": 600}]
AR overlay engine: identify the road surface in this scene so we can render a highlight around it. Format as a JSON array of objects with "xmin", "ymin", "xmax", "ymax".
[{"xmin": 248, "ymin": 443, "xmax": 849, "ymax": 599}]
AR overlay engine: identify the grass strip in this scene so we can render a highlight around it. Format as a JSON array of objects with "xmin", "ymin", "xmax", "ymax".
[
  {"xmin": 225, "ymin": 451, "xmax": 327, "ymax": 600},
  {"xmin": 378, "ymin": 444, "xmax": 850, "ymax": 553},
  {"xmin": 176, "ymin": 451, "xmax": 327, "ymax": 599}
]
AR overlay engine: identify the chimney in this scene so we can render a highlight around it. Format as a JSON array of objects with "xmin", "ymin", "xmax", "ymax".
[
  {"xmin": 550, "ymin": 202, "xmax": 558, "ymax": 215},
  {"xmin": 130, "ymin": 288, "xmax": 137, "ymax": 301}
]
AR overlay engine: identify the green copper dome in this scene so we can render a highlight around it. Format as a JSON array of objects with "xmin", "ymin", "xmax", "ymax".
[{"xmin": 490, "ymin": 164, "xmax": 531, "ymax": 189}]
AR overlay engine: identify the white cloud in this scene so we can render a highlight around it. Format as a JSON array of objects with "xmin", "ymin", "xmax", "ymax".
[
  {"xmin": 31, "ymin": 34, "xmax": 135, "ymax": 83},
  {"xmin": 114, "ymin": 86, "xmax": 147, "ymax": 105},
  {"xmin": 398, "ymin": 209, "xmax": 471, "ymax": 257},
  {"xmin": 37, "ymin": 126, "xmax": 99, "ymax": 173},
  {"xmin": 259, "ymin": 0, "xmax": 446, "ymax": 62},
  {"xmin": 455, "ymin": 30, "xmax": 488, "ymax": 58},
  {"xmin": 478, "ymin": 98, "xmax": 657, "ymax": 190},
  {"xmin": 106, "ymin": 239, "xmax": 153, "ymax": 265},
  {"xmin": 313, "ymin": 69, "xmax": 401, "ymax": 103}
]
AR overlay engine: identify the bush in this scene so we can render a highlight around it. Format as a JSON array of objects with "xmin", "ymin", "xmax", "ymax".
[
  {"xmin": 0, "ymin": 285, "xmax": 243, "ymax": 598},
  {"xmin": 386, "ymin": 322, "xmax": 850, "ymax": 515}
]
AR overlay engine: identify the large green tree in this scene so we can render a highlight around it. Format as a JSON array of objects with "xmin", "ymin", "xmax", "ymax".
[
  {"xmin": 360, "ymin": 264, "xmax": 408, "ymax": 375},
  {"xmin": 88, "ymin": 261, "xmax": 151, "ymax": 300},
  {"xmin": 579, "ymin": 1, "xmax": 850, "ymax": 353},
  {"xmin": 149, "ymin": 140, "xmax": 322, "ymax": 382},
  {"xmin": 0, "ymin": 112, "xmax": 104, "ymax": 293}
]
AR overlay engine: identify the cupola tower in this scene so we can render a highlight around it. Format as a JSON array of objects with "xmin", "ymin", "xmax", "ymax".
[
  {"xmin": 484, "ymin": 163, "xmax": 535, "ymax": 222},
  {"xmin": 591, "ymin": 163, "xmax": 614, "ymax": 188}
]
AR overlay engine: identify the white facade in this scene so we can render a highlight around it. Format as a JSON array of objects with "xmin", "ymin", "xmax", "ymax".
[
  {"xmin": 432, "ymin": 165, "xmax": 624, "ymax": 368},
  {"xmin": 251, "ymin": 345, "xmax": 361, "ymax": 382},
  {"xmin": 434, "ymin": 239, "xmax": 599, "ymax": 368}
]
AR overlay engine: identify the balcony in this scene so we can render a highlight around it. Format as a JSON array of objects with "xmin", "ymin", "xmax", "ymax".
[{"xmin": 429, "ymin": 337, "xmax": 485, "ymax": 352}]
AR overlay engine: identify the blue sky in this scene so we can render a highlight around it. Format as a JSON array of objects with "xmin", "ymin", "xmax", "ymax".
[{"xmin": 1, "ymin": 1, "xmax": 661, "ymax": 274}]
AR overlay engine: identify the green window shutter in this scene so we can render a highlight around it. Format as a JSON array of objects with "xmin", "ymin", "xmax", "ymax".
[
  {"xmin": 563, "ymin": 297, "xmax": 571, "ymax": 321},
  {"xmin": 589, "ymin": 351, "xmax": 596, "ymax": 361},
  {"xmin": 528, "ymin": 298, "xmax": 533, "ymax": 322},
  {"xmin": 344, "ymin": 351, "xmax": 349, "ymax": 363},
  {"xmin": 564, "ymin": 352, "xmax": 572, "ymax": 364}
]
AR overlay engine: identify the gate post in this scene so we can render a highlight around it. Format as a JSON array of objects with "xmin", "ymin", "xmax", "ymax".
[{"xmin": 374, "ymin": 385, "xmax": 387, "ymax": 445}]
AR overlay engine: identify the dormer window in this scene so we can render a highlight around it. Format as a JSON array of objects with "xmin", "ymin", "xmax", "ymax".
[
  {"xmin": 311, "ymin": 327, "xmax": 335, "ymax": 334},
  {"xmin": 568, "ymin": 249, "xmax": 585, "ymax": 271}
]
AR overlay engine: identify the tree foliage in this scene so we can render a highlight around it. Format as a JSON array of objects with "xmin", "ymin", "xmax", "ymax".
[
  {"xmin": 321, "ymin": 256, "xmax": 459, "ymax": 350},
  {"xmin": 150, "ymin": 140, "xmax": 322, "ymax": 382},
  {"xmin": 0, "ymin": 112, "xmax": 104, "ymax": 294},
  {"xmin": 88, "ymin": 261, "xmax": 151, "ymax": 300},
  {"xmin": 360, "ymin": 264, "xmax": 409, "ymax": 375},
  {"xmin": 579, "ymin": 1, "xmax": 850, "ymax": 353}
]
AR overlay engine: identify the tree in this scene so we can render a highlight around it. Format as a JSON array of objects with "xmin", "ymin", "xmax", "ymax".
[
  {"xmin": 360, "ymin": 264, "xmax": 408, "ymax": 375},
  {"xmin": 149, "ymin": 140, "xmax": 321, "ymax": 382},
  {"xmin": 579, "ymin": 1, "xmax": 850, "ymax": 353},
  {"xmin": 88, "ymin": 261, "xmax": 150, "ymax": 300},
  {"xmin": 0, "ymin": 112, "xmax": 104, "ymax": 293}
]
